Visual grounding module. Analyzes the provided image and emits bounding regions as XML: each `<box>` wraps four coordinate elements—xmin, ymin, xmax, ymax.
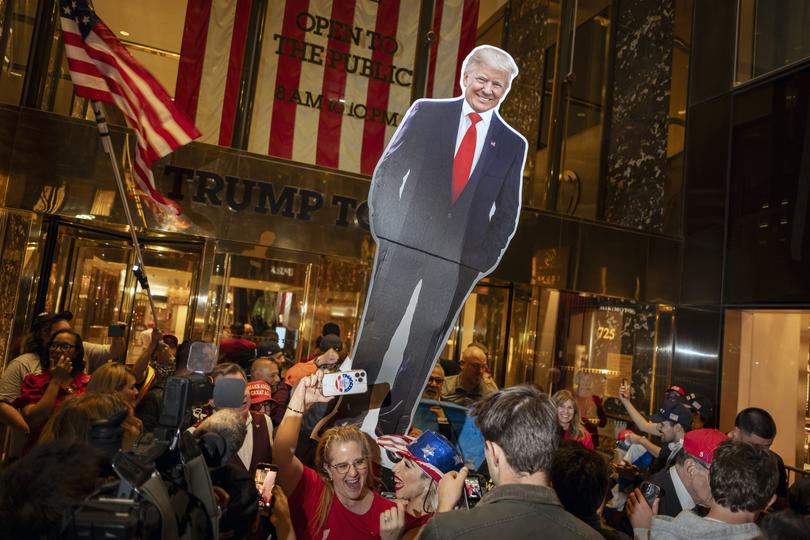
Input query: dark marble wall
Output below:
<box><xmin>498</xmin><ymin>0</ymin><xmax>548</xmax><ymax>181</ymax></box>
<box><xmin>604</xmin><ymin>0</ymin><xmax>675</xmax><ymax>231</ymax></box>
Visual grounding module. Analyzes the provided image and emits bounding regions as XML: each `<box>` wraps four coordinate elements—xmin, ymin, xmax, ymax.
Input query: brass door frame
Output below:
<box><xmin>31</xmin><ymin>216</ymin><xmax>205</xmax><ymax>349</ymax></box>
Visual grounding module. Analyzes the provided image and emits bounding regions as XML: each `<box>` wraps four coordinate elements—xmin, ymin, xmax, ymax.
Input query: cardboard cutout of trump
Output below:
<box><xmin>318</xmin><ymin>45</ymin><xmax>527</xmax><ymax>436</ymax></box>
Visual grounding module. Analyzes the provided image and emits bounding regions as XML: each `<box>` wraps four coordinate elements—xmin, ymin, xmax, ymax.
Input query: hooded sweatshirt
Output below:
<box><xmin>633</xmin><ymin>510</ymin><xmax>761</xmax><ymax>540</ymax></box>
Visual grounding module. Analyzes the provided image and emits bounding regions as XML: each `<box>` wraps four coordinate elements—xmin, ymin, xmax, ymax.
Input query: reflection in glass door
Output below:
<box><xmin>440</xmin><ymin>281</ymin><xmax>511</xmax><ymax>386</ymax></box>
<box><xmin>126</xmin><ymin>246</ymin><xmax>200</xmax><ymax>362</ymax></box>
<box><xmin>42</xmin><ymin>222</ymin><xmax>202</xmax><ymax>363</ymax></box>
<box><xmin>212</xmin><ymin>254</ymin><xmax>313</xmax><ymax>360</ymax></box>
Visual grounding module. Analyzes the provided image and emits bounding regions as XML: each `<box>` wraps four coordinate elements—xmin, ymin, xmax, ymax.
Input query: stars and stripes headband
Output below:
<box><xmin>377</xmin><ymin>431</ymin><xmax>463</xmax><ymax>482</ymax></box>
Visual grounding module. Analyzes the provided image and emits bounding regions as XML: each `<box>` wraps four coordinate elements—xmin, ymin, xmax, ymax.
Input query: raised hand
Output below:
<box><xmin>437</xmin><ymin>467</ymin><xmax>469</xmax><ymax>512</ymax></box>
<box><xmin>293</xmin><ymin>370</ymin><xmax>334</xmax><ymax>411</ymax></box>
<box><xmin>379</xmin><ymin>501</ymin><xmax>406</xmax><ymax>540</ymax></box>
<box><xmin>50</xmin><ymin>354</ymin><xmax>73</xmax><ymax>384</ymax></box>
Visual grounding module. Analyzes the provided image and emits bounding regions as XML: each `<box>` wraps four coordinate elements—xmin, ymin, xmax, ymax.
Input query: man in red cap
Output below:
<box><xmin>629</xmin><ymin>439</ymin><xmax>778</xmax><ymax>539</ymax></box>
<box><xmin>645</xmin><ymin>429</ymin><xmax>729</xmax><ymax>518</ymax></box>
<box><xmin>247</xmin><ymin>379</ymin><xmax>274</xmax><ymax>419</ymax></box>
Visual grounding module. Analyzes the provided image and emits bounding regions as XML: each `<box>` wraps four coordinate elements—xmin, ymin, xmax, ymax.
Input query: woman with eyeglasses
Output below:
<box><xmin>13</xmin><ymin>329</ymin><xmax>89</xmax><ymax>451</ymax></box>
<box><xmin>274</xmin><ymin>370</ymin><xmax>396</xmax><ymax>540</ymax></box>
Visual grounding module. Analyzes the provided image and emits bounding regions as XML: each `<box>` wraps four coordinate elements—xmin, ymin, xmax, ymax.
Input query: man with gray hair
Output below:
<box><xmin>322</xmin><ymin>45</ymin><xmax>527</xmax><ymax>436</ymax></box>
<box><xmin>422</xmin><ymin>385</ymin><xmax>601</xmax><ymax>540</ymax></box>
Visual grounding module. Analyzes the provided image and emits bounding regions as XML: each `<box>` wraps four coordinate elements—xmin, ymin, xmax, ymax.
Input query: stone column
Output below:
<box><xmin>498</xmin><ymin>1</ymin><xmax>548</xmax><ymax>187</ymax></box>
<box><xmin>603</xmin><ymin>0</ymin><xmax>675</xmax><ymax>231</ymax></box>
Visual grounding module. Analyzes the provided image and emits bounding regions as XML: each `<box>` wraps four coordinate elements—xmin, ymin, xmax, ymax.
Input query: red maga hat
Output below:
<box><xmin>682</xmin><ymin>428</ymin><xmax>729</xmax><ymax>466</ymax></box>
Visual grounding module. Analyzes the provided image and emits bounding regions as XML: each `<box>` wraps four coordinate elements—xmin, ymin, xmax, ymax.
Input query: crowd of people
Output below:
<box><xmin>0</xmin><ymin>312</ymin><xmax>808</xmax><ymax>540</ymax></box>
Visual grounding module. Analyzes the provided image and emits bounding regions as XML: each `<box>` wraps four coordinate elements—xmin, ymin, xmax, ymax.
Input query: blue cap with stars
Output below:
<box><xmin>377</xmin><ymin>430</ymin><xmax>463</xmax><ymax>482</ymax></box>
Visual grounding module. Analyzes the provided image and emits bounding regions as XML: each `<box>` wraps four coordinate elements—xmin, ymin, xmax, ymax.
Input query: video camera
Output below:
<box><xmin>62</xmin><ymin>342</ymin><xmax>240</xmax><ymax>540</ymax></box>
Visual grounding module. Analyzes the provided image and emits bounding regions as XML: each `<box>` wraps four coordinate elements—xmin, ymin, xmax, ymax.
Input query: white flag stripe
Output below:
<box><xmin>338</xmin><ymin>1</ymin><xmax>378</xmax><ymax>173</ymax></box>
<box><xmin>85</xmin><ymin>32</ymin><xmax>193</xmax><ymax>146</ymax></box>
<box><xmin>62</xmin><ymin>66</ymin><xmax>110</xmax><ymax>93</ymax></box>
<box><xmin>83</xmin><ymin>49</ymin><xmax>175</xmax><ymax>157</ymax></box>
<box><xmin>247</xmin><ymin>0</ymin><xmax>286</xmax><ymax>155</ymax></box>
<box><xmin>433</xmin><ymin>1</ymin><xmax>464</xmax><ymax>98</ymax></box>
<box><xmin>196</xmin><ymin>1</ymin><xmax>239</xmax><ymax>145</ymax></box>
<box><xmin>386</xmin><ymin>4</ymin><xmax>420</xmax><ymax>143</ymax></box>
<box><xmin>292</xmin><ymin>0</ymin><xmax>331</xmax><ymax>165</ymax></box>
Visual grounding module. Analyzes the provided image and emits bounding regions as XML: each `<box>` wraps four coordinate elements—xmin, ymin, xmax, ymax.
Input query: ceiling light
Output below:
<box><xmin>119</xmin><ymin>30</ymin><xmax>130</xmax><ymax>37</ymax></box>
<box><xmin>75</xmin><ymin>214</ymin><xmax>96</xmax><ymax>220</ymax></box>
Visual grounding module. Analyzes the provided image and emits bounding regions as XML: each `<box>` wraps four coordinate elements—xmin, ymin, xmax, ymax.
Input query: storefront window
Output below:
<box><xmin>722</xmin><ymin>310</ymin><xmax>810</xmax><ymax>471</ymax></box>
<box><xmin>522</xmin><ymin>290</ymin><xmax>672</xmax><ymax>453</ymax></box>
<box><xmin>0</xmin><ymin>0</ymin><xmax>39</xmax><ymax>106</ymax></box>
<box><xmin>535</xmin><ymin>2</ymin><xmax>611</xmax><ymax>219</ymax></box>
<box><xmin>438</xmin><ymin>281</ymin><xmax>510</xmax><ymax>385</ymax></box>
<box><xmin>663</xmin><ymin>0</ymin><xmax>692</xmax><ymax>235</ymax></box>
<box><xmin>737</xmin><ymin>0</ymin><xmax>810</xmax><ymax>85</ymax></box>
<box><xmin>212</xmin><ymin>253</ymin><xmax>313</xmax><ymax>361</ymax></box>
<box><xmin>310</xmin><ymin>257</ymin><xmax>370</xmax><ymax>358</ymax></box>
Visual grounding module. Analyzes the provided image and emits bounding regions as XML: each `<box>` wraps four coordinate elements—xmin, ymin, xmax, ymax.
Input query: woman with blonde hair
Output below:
<box><xmin>87</xmin><ymin>362</ymin><xmax>139</xmax><ymax>406</ymax></box>
<box><xmin>552</xmin><ymin>389</ymin><xmax>594</xmax><ymax>449</ymax></box>
<box><xmin>274</xmin><ymin>370</ymin><xmax>396</xmax><ymax>540</ymax></box>
<box><xmin>39</xmin><ymin>391</ymin><xmax>141</xmax><ymax>451</ymax></box>
<box><xmin>376</xmin><ymin>430</ymin><xmax>463</xmax><ymax>536</ymax></box>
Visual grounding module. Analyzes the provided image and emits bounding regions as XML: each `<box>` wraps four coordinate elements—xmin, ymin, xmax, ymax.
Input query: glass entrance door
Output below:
<box><xmin>207</xmin><ymin>249</ymin><xmax>371</xmax><ymax>363</ymax></box>
<box><xmin>212</xmin><ymin>253</ymin><xmax>313</xmax><ymax>360</ymax></box>
<box><xmin>439</xmin><ymin>281</ymin><xmax>512</xmax><ymax>386</ymax></box>
<box><xmin>41</xmin><ymin>221</ymin><xmax>202</xmax><ymax>363</ymax></box>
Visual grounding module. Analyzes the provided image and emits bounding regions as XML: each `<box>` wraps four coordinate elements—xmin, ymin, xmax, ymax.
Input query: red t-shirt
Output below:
<box><xmin>289</xmin><ymin>466</ymin><xmax>395</xmax><ymax>540</ymax></box>
<box><xmin>14</xmin><ymin>371</ymin><xmax>90</xmax><ymax>450</ymax></box>
<box><xmin>562</xmin><ymin>424</ymin><xmax>594</xmax><ymax>449</ymax></box>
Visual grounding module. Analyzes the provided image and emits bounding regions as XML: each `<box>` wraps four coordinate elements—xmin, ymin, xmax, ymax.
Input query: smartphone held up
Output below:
<box><xmin>321</xmin><ymin>370</ymin><xmax>368</xmax><ymax>397</ymax></box>
<box><xmin>255</xmin><ymin>463</ymin><xmax>278</xmax><ymax>508</ymax></box>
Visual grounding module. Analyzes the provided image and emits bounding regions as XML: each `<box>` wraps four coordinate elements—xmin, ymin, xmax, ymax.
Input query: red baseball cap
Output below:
<box><xmin>682</xmin><ymin>428</ymin><xmax>729</xmax><ymax>466</ymax></box>
<box><xmin>247</xmin><ymin>380</ymin><xmax>272</xmax><ymax>404</ymax></box>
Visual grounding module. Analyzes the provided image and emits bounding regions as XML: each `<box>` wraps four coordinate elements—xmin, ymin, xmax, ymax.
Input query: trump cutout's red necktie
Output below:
<box><xmin>452</xmin><ymin>112</ymin><xmax>482</xmax><ymax>203</ymax></box>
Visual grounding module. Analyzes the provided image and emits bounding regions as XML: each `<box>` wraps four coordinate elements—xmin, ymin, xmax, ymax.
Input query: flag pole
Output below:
<box><xmin>91</xmin><ymin>101</ymin><xmax>160</xmax><ymax>327</ymax></box>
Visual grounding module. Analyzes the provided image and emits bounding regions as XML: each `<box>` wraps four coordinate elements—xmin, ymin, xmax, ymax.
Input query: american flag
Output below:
<box><xmin>59</xmin><ymin>0</ymin><xmax>200</xmax><ymax>214</ymax></box>
<box><xmin>176</xmin><ymin>0</ymin><xmax>478</xmax><ymax>176</ymax></box>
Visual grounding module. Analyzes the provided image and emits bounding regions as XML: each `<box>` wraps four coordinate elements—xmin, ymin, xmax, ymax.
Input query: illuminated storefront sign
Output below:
<box><xmin>162</xmin><ymin>165</ymin><xmax>370</xmax><ymax>230</ymax></box>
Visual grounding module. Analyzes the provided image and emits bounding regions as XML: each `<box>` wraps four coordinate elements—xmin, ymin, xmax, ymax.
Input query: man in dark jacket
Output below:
<box><xmin>647</xmin><ymin>429</ymin><xmax>728</xmax><ymax>518</ymax></box>
<box><xmin>421</xmin><ymin>385</ymin><xmax>601</xmax><ymax>540</ymax></box>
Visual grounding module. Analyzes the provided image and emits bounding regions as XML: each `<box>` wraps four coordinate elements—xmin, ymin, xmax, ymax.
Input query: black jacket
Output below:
<box><xmin>648</xmin><ymin>466</ymin><xmax>686</xmax><ymax>518</ymax></box>
<box><xmin>370</xmin><ymin>98</ymin><xmax>526</xmax><ymax>273</ymax></box>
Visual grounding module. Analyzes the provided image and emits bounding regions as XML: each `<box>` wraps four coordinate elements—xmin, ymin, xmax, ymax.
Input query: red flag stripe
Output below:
<box><xmin>267</xmin><ymin>0</ymin><xmax>310</xmax><ymax>158</ymax></box>
<box><xmin>454</xmin><ymin>0</ymin><xmax>479</xmax><ymax>96</ymax></box>
<box><xmin>67</xmin><ymin>30</ymin><xmax>189</xmax><ymax>156</ymax></box>
<box><xmin>175</xmin><ymin>0</ymin><xmax>213</xmax><ymax>122</ymax></box>
<box><xmin>315</xmin><ymin>0</ymin><xmax>357</xmax><ymax>168</ymax></box>
<box><xmin>77</xmin><ymin>42</ymin><xmax>180</xmax><ymax>160</ymax></box>
<box><xmin>60</xmin><ymin>11</ymin><xmax>199</xmax><ymax>215</ymax></box>
<box><xmin>425</xmin><ymin>0</ymin><xmax>444</xmax><ymax>98</ymax></box>
<box><xmin>359</xmin><ymin>0</ymin><xmax>401</xmax><ymax>175</ymax></box>
<box><xmin>219</xmin><ymin>0</ymin><xmax>252</xmax><ymax>146</ymax></box>
<box><xmin>88</xmin><ymin>26</ymin><xmax>199</xmax><ymax>140</ymax></box>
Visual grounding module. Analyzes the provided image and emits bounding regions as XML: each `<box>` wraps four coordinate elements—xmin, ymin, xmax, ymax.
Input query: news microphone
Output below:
<box><xmin>213</xmin><ymin>377</ymin><xmax>246</xmax><ymax>409</ymax></box>
<box><xmin>195</xmin><ymin>431</ymin><xmax>229</xmax><ymax>468</ymax></box>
